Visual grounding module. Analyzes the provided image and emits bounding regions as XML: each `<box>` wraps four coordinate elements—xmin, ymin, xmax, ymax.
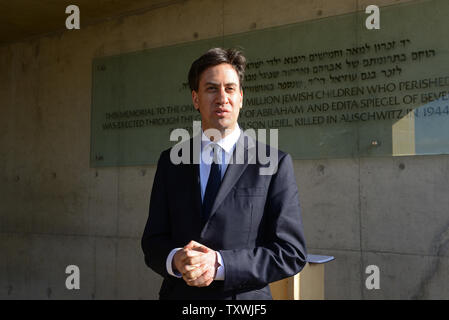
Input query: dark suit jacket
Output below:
<box><xmin>141</xmin><ymin>131</ymin><xmax>307</xmax><ymax>300</ymax></box>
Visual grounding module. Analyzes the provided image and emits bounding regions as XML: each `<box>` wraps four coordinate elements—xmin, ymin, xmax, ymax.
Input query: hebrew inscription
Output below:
<box><xmin>91</xmin><ymin>0</ymin><xmax>449</xmax><ymax>166</ymax></box>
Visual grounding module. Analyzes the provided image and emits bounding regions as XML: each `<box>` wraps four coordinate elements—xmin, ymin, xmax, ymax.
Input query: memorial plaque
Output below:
<box><xmin>91</xmin><ymin>0</ymin><xmax>449</xmax><ymax>166</ymax></box>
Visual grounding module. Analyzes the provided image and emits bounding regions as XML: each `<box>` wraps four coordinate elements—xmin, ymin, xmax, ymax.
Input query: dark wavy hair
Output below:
<box><xmin>188</xmin><ymin>48</ymin><xmax>246</xmax><ymax>92</ymax></box>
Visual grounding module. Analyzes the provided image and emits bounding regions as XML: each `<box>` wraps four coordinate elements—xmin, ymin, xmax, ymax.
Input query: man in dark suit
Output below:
<box><xmin>141</xmin><ymin>48</ymin><xmax>307</xmax><ymax>300</ymax></box>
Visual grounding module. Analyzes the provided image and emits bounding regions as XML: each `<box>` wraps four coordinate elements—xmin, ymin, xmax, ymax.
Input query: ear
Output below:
<box><xmin>192</xmin><ymin>91</ymin><xmax>199</xmax><ymax>110</ymax></box>
<box><xmin>239</xmin><ymin>88</ymin><xmax>243</xmax><ymax>109</ymax></box>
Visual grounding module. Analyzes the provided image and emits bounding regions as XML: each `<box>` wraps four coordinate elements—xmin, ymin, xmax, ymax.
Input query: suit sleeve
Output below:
<box><xmin>141</xmin><ymin>150</ymin><xmax>176</xmax><ymax>278</ymax></box>
<box><xmin>219</xmin><ymin>153</ymin><xmax>307</xmax><ymax>292</ymax></box>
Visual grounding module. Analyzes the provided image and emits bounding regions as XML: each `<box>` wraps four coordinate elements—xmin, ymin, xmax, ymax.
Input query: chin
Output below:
<box><xmin>216</xmin><ymin>121</ymin><xmax>233</xmax><ymax>130</ymax></box>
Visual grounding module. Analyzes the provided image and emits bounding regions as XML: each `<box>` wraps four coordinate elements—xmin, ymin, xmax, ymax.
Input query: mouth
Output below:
<box><xmin>215</xmin><ymin>108</ymin><xmax>230</xmax><ymax>117</ymax></box>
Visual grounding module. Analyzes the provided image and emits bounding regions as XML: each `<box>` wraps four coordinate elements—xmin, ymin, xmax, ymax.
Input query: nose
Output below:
<box><xmin>216</xmin><ymin>86</ymin><xmax>229</xmax><ymax>105</ymax></box>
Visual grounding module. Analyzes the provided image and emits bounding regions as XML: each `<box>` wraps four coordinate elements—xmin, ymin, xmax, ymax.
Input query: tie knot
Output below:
<box><xmin>210</xmin><ymin>144</ymin><xmax>221</xmax><ymax>164</ymax></box>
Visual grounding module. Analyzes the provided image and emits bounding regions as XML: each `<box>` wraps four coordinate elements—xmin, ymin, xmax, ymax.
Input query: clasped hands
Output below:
<box><xmin>173</xmin><ymin>240</ymin><xmax>219</xmax><ymax>287</ymax></box>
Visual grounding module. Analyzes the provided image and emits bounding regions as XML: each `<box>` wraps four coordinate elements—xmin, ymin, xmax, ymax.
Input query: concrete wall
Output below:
<box><xmin>2</xmin><ymin>0</ymin><xmax>448</xmax><ymax>299</ymax></box>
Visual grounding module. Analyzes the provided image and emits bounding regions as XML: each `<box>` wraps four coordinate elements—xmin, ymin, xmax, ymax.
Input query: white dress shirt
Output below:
<box><xmin>166</xmin><ymin>124</ymin><xmax>242</xmax><ymax>281</ymax></box>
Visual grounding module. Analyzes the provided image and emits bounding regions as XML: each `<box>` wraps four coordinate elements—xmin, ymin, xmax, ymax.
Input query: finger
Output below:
<box><xmin>184</xmin><ymin>241</ymin><xmax>211</xmax><ymax>253</ymax></box>
<box><xmin>183</xmin><ymin>264</ymin><xmax>207</xmax><ymax>281</ymax></box>
<box><xmin>186</xmin><ymin>266</ymin><xmax>214</xmax><ymax>287</ymax></box>
<box><xmin>187</xmin><ymin>250</ymin><xmax>215</xmax><ymax>266</ymax></box>
<box><xmin>178</xmin><ymin>261</ymin><xmax>201</xmax><ymax>275</ymax></box>
<box><xmin>184</xmin><ymin>240</ymin><xmax>201</xmax><ymax>250</ymax></box>
<box><xmin>186</xmin><ymin>254</ymin><xmax>205</xmax><ymax>266</ymax></box>
<box><xmin>182</xmin><ymin>250</ymin><xmax>206</xmax><ymax>266</ymax></box>
<box><xmin>191</xmin><ymin>246</ymin><xmax>209</xmax><ymax>253</ymax></box>
<box><xmin>179</xmin><ymin>248</ymin><xmax>202</xmax><ymax>266</ymax></box>
<box><xmin>185</xmin><ymin>268</ymin><xmax>207</xmax><ymax>285</ymax></box>
<box><xmin>185</xmin><ymin>249</ymin><xmax>204</xmax><ymax>258</ymax></box>
<box><xmin>184</xmin><ymin>264</ymin><xmax>201</xmax><ymax>271</ymax></box>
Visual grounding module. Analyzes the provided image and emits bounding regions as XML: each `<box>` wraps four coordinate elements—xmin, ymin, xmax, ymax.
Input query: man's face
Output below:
<box><xmin>192</xmin><ymin>63</ymin><xmax>243</xmax><ymax>138</ymax></box>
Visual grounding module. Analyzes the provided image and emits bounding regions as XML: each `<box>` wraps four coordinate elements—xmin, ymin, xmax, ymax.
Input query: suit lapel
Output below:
<box><xmin>191</xmin><ymin>162</ymin><xmax>203</xmax><ymax>232</ymax></box>
<box><xmin>188</xmin><ymin>137</ymin><xmax>203</xmax><ymax>233</ymax></box>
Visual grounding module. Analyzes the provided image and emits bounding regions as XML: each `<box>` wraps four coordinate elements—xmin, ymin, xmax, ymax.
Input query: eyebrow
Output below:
<box><xmin>205</xmin><ymin>82</ymin><xmax>238</xmax><ymax>87</ymax></box>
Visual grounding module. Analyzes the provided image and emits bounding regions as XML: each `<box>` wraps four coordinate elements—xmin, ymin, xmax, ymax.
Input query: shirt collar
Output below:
<box><xmin>201</xmin><ymin>123</ymin><xmax>241</xmax><ymax>154</ymax></box>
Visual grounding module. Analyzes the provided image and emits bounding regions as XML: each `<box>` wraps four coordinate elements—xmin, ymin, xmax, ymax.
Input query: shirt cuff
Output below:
<box><xmin>215</xmin><ymin>251</ymin><xmax>225</xmax><ymax>280</ymax></box>
<box><xmin>166</xmin><ymin>248</ymin><xmax>183</xmax><ymax>278</ymax></box>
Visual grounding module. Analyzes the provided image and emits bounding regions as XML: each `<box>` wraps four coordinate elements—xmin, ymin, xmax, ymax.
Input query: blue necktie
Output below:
<box><xmin>202</xmin><ymin>145</ymin><xmax>222</xmax><ymax>227</ymax></box>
